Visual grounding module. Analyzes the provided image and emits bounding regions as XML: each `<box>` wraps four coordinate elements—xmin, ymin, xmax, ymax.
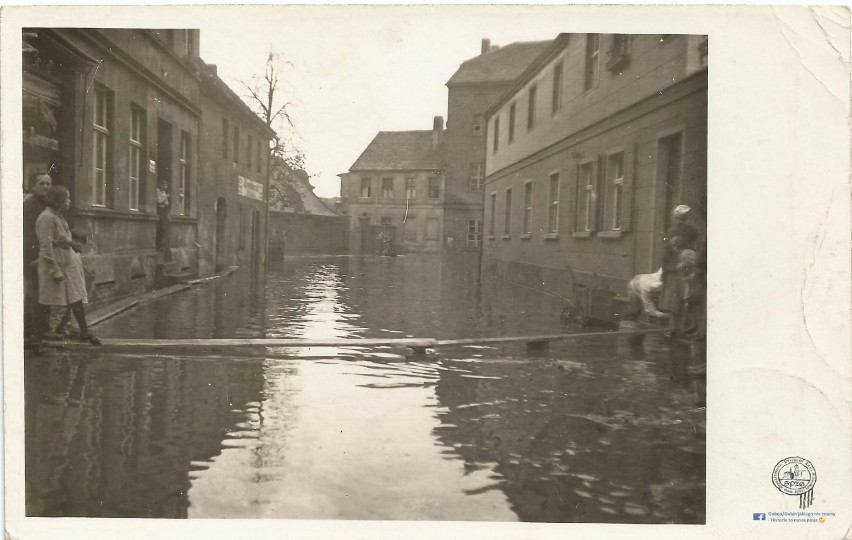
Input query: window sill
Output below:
<box><xmin>543</xmin><ymin>233</ymin><xmax>559</xmax><ymax>241</ymax></box>
<box><xmin>520</xmin><ymin>233</ymin><xmax>531</xmax><ymax>240</ymax></box>
<box><xmin>598</xmin><ymin>230</ymin><xmax>624</xmax><ymax>239</ymax></box>
<box><xmin>76</xmin><ymin>207</ymin><xmax>158</xmax><ymax>221</ymax></box>
<box><xmin>502</xmin><ymin>235</ymin><xmax>511</xmax><ymax>240</ymax></box>
<box><xmin>487</xmin><ymin>235</ymin><xmax>496</xmax><ymax>241</ymax></box>
<box><xmin>572</xmin><ymin>231</ymin><xmax>592</xmax><ymax>238</ymax></box>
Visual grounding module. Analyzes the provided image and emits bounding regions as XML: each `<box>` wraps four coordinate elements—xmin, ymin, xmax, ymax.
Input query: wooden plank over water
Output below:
<box><xmin>41</xmin><ymin>328</ymin><xmax>671</xmax><ymax>352</ymax></box>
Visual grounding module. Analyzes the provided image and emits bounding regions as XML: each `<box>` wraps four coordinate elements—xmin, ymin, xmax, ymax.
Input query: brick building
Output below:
<box><xmin>442</xmin><ymin>39</ymin><xmax>552</xmax><ymax>255</ymax></box>
<box><xmin>197</xmin><ymin>61</ymin><xmax>275</xmax><ymax>276</ymax></box>
<box><xmin>341</xmin><ymin>118</ymin><xmax>446</xmax><ymax>254</ymax></box>
<box><xmin>481</xmin><ymin>33</ymin><xmax>708</xmax><ymax>323</ymax></box>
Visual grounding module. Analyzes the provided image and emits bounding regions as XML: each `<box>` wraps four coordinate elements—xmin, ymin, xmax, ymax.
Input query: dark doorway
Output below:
<box><xmin>156</xmin><ymin>119</ymin><xmax>173</xmax><ymax>255</ymax></box>
<box><xmin>251</xmin><ymin>209</ymin><xmax>261</xmax><ymax>272</ymax></box>
<box><xmin>657</xmin><ymin>132</ymin><xmax>683</xmax><ymax>232</ymax></box>
<box><xmin>215</xmin><ymin>197</ymin><xmax>226</xmax><ymax>271</ymax></box>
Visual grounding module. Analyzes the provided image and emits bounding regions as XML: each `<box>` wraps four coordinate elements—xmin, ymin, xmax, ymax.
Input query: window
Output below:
<box><xmin>405</xmin><ymin>177</ymin><xmax>416</xmax><ymax>199</ymax></box>
<box><xmin>239</xmin><ymin>204</ymin><xmax>245</xmax><ymax>248</ymax></box>
<box><xmin>404</xmin><ymin>214</ymin><xmax>417</xmax><ymax>238</ymax></box>
<box><xmin>472</xmin><ymin>114</ymin><xmax>484</xmax><ymax>135</ymax></box>
<box><xmin>179</xmin><ymin>131</ymin><xmax>191</xmax><ymax>215</ymax></box>
<box><xmin>504</xmin><ymin>188</ymin><xmax>512</xmax><ymax>235</ymax></box>
<box><xmin>493</xmin><ymin>117</ymin><xmax>500</xmax><ymax>153</ymax></box>
<box><xmin>469</xmin><ymin>163</ymin><xmax>484</xmax><ymax>192</ymax></box>
<box><xmin>183</xmin><ymin>30</ymin><xmax>193</xmax><ymax>56</ymax></box>
<box><xmin>577</xmin><ymin>161</ymin><xmax>595</xmax><ymax>232</ymax></box>
<box><xmin>382</xmin><ymin>177</ymin><xmax>394</xmax><ymax>198</ymax></box>
<box><xmin>467</xmin><ymin>220</ymin><xmax>482</xmax><ymax>248</ymax></box>
<box><xmin>360</xmin><ymin>178</ymin><xmax>372</xmax><ymax>198</ymax></box>
<box><xmin>93</xmin><ymin>87</ymin><xmax>110</xmax><ymax>207</ymax></box>
<box><xmin>222</xmin><ymin>118</ymin><xmax>229</xmax><ymax>159</ymax></box>
<box><xmin>257</xmin><ymin>140</ymin><xmax>263</xmax><ymax>173</ymax></box>
<box><xmin>233</xmin><ymin>125</ymin><xmax>239</xmax><ymax>164</ymax></box>
<box><xmin>584</xmin><ymin>34</ymin><xmax>601</xmax><ymax>91</ymax></box>
<box><xmin>489</xmin><ymin>193</ymin><xmax>497</xmax><ymax>236</ymax></box>
<box><xmin>508</xmin><ymin>102</ymin><xmax>516</xmax><ymax>143</ymax></box>
<box><xmin>428</xmin><ymin>176</ymin><xmax>441</xmax><ymax>199</ymax></box>
<box><xmin>527</xmin><ymin>84</ymin><xmax>537</xmax><ymax>130</ymax></box>
<box><xmin>426</xmin><ymin>217</ymin><xmax>439</xmax><ymax>240</ymax></box>
<box><xmin>247</xmin><ymin>134</ymin><xmax>253</xmax><ymax>169</ymax></box>
<box><xmin>523</xmin><ymin>181</ymin><xmax>533</xmax><ymax>234</ymax></box>
<box><xmin>552</xmin><ymin>61</ymin><xmax>563</xmax><ymax>113</ymax></box>
<box><xmin>605</xmin><ymin>152</ymin><xmax>624</xmax><ymax>230</ymax></box>
<box><xmin>129</xmin><ymin>107</ymin><xmax>144</xmax><ymax>211</ymax></box>
<box><xmin>548</xmin><ymin>172</ymin><xmax>560</xmax><ymax>233</ymax></box>
<box><xmin>606</xmin><ymin>35</ymin><xmax>630</xmax><ymax>72</ymax></box>
<box><xmin>381</xmin><ymin>216</ymin><xmax>392</xmax><ymax>228</ymax></box>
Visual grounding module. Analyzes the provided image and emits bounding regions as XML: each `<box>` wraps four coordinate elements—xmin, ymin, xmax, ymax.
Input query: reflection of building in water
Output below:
<box><xmin>430</xmin><ymin>339</ymin><xmax>705</xmax><ymax>523</ymax></box>
<box><xmin>25</xmin><ymin>355</ymin><xmax>265</xmax><ymax>517</ymax></box>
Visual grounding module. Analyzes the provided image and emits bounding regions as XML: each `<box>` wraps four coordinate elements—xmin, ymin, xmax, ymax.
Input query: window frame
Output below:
<box><xmin>472</xmin><ymin>114</ymin><xmax>484</xmax><ymax>135</ymax></box>
<box><xmin>508</xmin><ymin>102</ymin><xmax>516</xmax><ymax>143</ymax></box>
<box><xmin>92</xmin><ymin>86</ymin><xmax>111</xmax><ymax>207</ymax></box>
<box><xmin>584</xmin><ymin>33</ymin><xmax>601</xmax><ymax>91</ymax></box>
<box><xmin>247</xmin><ymin>134</ymin><xmax>253</xmax><ymax>169</ymax></box>
<box><xmin>405</xmin><ymin>177</ymin><xmax>417</xmax><ymax>199</ymax></box>
<box><xmin>493</xmin><ymin>116</ymin><xmax>500</xmax><ymax>153</ymax></box>
<box><xmin>605</xmin><ymin>150</ymin><xmax>625</xmax><ymax>231</ymax></box>
<box><xmin>504</xmin><ymin>187</ymin><xmax>513</xmax><ymax>237</ymax></box>
<box><xmin>428</xmin><ymin>176</ymin><xmax>441</xmax><ymax>200</ymax></box>
<box><xmin>523</xmin><ymin>180</ymin><xmax>533</xmax><ymax>235</ymax></box>
<box><xmin>179</xmin><ymin>131</ymin><xmax>191</xmax><ymax>215</ymax></box>
<box><xmin>222</xmin><ymin>118</ymin><xmax>229</xmax><ymax>160</ymax></box>
<box><xmin>527</xmin><ymin>84</ymin><xmax>537</xmax><ymax>131</ymax></box>
<box><xmin>552</xmin><ymin>60</ymin><xmax>564</xmax><ymax>114</ymax></box>
<box><xmin>129</xmin><ymin>106</ymin><xmax>144</xmax><ymax>211</ymax></box>
<box><xmin>575</xmin><ymin>159</ymin><xmax>596</xmax><ymax>234</ymax></box>
<box><xmin>467</xmin><ymin>219</ymin><xmax>482</xmax><ymax>248</ymax></box>
<box><xmin>469</xmin><ymin>163</ymin><xmax>484</xmax><ymax>192</ymax></box>
<box><xmin>360</xmin><ymin>177</ymin><xmax>372</xmax><ymax>198</ymax></box>
<box><xmin>232</xmin><ymin>125</ymin><xmax>239</xmax><ymax>164</ymax></box>
<box><xmin>489</xmin><ymin>192</ymin><xmax>497</xmax><ymax>238</ymax></box>
<box><xmin>381</xmin><ymin>177</ymin><xmax>394</xmax><ymax>199</ymax></box>
<box><xmin>548</xmin><ymin>170</ymin><xmax>561</xmax><ymax>234</ymax></box>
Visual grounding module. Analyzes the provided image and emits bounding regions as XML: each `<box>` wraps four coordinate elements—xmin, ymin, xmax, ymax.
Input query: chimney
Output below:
<box><xmin>481</xmin><ymin>38</ymin><xmax>491</xmax><ymax>55</ymax></box>
<box><xmin>432</xmin><ymin>116</ymin><xmax>444</xmax><ymax>147</ymax></box>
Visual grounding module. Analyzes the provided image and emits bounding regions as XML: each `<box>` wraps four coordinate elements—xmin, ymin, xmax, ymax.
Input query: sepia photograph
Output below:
<box><xmin>2</xmin><ymin>5</ymin><xmax>850</xmax><ymax>540</ymax></box>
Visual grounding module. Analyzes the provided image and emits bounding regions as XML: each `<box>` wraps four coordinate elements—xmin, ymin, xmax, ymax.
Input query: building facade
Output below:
<box><xmin>197</xmin><ymin>62</ymin><xmax>275</xmax><ymax>276</ymax></box>
<box><xmin>22</xmin><ymin>28</ymin><xmax>272</xmax><ymax>305</ymax></box>
<box><xmin>442</xmin><ymin>39</ymin><xmax>552</xmax><ymax>255</ymax></box>
<box><xmin>23</xmin><ymin>28</ymin><xmax>203</xmax><ymax>303</ymax></box>
<box><xmin>341</xmin><ymin>118</ymin><xmax>446</xmax><ymax>254</ymax></box>
<box><xmin>482</xmin><ymin>34</ymin><xmax>708</xmax><ymax>323</ymax></box>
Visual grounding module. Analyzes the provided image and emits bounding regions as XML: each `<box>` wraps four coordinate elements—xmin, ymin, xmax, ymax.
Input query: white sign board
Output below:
<box><xmin>238</xmin><ymin>176</ymin><xmax>264</xmax><ymax>201</ymax></box>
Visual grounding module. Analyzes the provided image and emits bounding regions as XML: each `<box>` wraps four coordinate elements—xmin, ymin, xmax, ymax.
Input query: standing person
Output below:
<box><xmin>659</xmin><ymin>205</ymin><xmax>699</xmax><ymax>330</ymax></box>
<box><xmin>36</xmin><ymin>186</ymin><xmax>100</xmax><ymax>345</ymax></box>
<box><xmin>23</xmin><ymin>173</ymin><xmax>53</xmax><ymax>347</ymax></box>
<box><xmin>156</xmin><ymin>181</ymin><xmax>171</xmax><ymax>257</ymax></box>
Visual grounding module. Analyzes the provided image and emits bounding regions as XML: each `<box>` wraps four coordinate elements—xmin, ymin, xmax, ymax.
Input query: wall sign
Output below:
<box><xmin>238</xmin><ymin>176</ymin><xmax>264</xmax><ymax>201</ymax></box>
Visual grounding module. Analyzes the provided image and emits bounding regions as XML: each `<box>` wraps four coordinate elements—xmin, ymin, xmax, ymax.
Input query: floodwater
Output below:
<box><xmin>25</xmin><ymin>255</ymin><xmax>706</xmax><ymax>522</ymax></box>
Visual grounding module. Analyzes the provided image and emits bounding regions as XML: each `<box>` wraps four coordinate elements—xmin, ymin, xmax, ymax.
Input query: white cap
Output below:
<box><xmin>673</xmin><ymin>205</ymin><xmax>691</xmax><ymax>217</ymax></box>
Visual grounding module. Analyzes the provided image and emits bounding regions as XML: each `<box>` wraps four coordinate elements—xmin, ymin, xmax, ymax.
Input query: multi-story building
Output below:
<box><xmin>442</xmin><ymin>38</ymin><xmax>552</xmax><ymax>255</ymax></box>
<box><xmin>197</xmin><ymin>61</ymin><xmax>275</xmax><ymax>275</ymax></box>
<box><xmin>22</xmin><ymin>28</ymin><xmax>271</xmax><ymax>304</ymax></box>
<box><xmin>481</xmin><ymin>33</ymin><xmax>708</xmax><ymax>323</ymax></box>
<box><xmin>341</xmin><ymin>117</ymin><xmax>445</xmax><ymax>253</ymax></box>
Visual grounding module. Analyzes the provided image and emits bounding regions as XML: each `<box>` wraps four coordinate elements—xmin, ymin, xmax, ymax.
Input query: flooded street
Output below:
<box><xmin>25</xmin><ymin>255</ymin><xmax>705</xmax><ymax>522</ymax></box>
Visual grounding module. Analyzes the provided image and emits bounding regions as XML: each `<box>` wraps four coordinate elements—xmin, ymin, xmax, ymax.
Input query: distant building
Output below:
<box><xmin>442</xmin><ymin>39</ymin><xmax>552</xmax><ymax>255</ymax></box>
<box><xmin>268</xmin><ymin>161</ymin><xmax>348</xmax><ymax>259</ymax></box>
<box><xmin>341</xmin><ymin>117</ymin><xmax>446</xmax><ymax>254</ymax></box>
<box><xmin>197</xmin><ymin>61</ymin><xmax>275</xmax><ymax>275</ymax></box>
<box><xmin>482</xmin><ymin>33</ymin><xmax>708</xmax><ymax>323</ymax></box>
<box><xmin>23</xmin><ymin>29</ymin><xmax>203</xmax><ymax>302</ymax></box>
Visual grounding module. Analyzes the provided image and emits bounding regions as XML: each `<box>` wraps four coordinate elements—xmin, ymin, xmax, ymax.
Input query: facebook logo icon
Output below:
<box><xmin>753</xmin><ymin>513</ymin><xmax>766</xmax><ymax>521</ymax></box>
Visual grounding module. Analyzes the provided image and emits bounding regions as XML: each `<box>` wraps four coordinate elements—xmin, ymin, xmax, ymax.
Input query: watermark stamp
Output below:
<box><xmin>772</xmin><ymin>456</ymin><xmax>817</xmax><ymax>509</ymax></box>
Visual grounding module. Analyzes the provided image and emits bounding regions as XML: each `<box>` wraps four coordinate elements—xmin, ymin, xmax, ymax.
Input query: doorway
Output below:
<box><xmin>215</xmin><ymin>197</ymin><xmax>226</xmax><ymax>271</ymax></box>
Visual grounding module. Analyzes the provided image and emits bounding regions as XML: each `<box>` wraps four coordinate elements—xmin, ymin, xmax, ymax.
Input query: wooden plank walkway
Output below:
<box><xmin>39</xmin><ymin>327</ymin><xmax>670</xmax><ymax>353</ymax></box>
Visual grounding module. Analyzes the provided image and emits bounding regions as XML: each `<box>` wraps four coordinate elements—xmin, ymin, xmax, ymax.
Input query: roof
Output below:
<box><xmin>197</xmin><ymin>60</ymin><xmax>277</xmax><ymax>138</ymax></box>
<box><xmin>349</xmin><ymin>131</ymin><xmax>444</xmax><ymax>171</ymax></box>
<box><xmin>272</xmin><ymin>161</ymin><xmax>340</xmax><ymax>216</ymax></box>
<box><xmin>446</xmin><ymin>40</ymin><xmax>554</xmax><ymax>86</ymax></box>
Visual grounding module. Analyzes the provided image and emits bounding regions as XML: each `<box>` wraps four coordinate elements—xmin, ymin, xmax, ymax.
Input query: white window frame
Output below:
<box><xmin>606</xmin><ymin>151</ymin><xmax>625</xmax><ymax>231</ymax></box>
<box><xmin>405</xmin><ymin>177</ymin><xmax>416</xmax><ymax>199</ymax></box>
<box><xmin>527</xmin><ymin>84</ymin><xmax>537</xmax><ymax>131</ymax></box>
<box><xmin>548</xmin><ymin>170</ymin><xmax>560</xmax><ymax>233</ymax></box>
<box><xmin>508</xmin><ymin>102</ymin><xmax>516</xmax><ymax>143</ymax></box>
<box><xmin>469</xmin><ymin>163</ymin><xmax>484</xmax><ymax>192</ymax></box>
<box><xmin>523</xmin><ymin>180</ymin><xmax>533</xmax><ymax>234</ymax></box>
<box><xmin>552</xmin><ymin>60</ymin><xmax>563</xmax><ymax>114</ymax></box>
<box><xmin>93</xmin><ymin>88</ymin><xmax>109</xmax><ymax>207</ymax></box>
<box><xmin>382</xmin><ymin>177</ymin><xmax>394</xmax><ymax>199</ymax></box>
<box><xmin>428</xmin><ymin>176</ymin><xmax>441</xmax><ymax>200</ymax></box>
<box><xmin>467</xmin><ymin>219</ymin><xmax>482</xmax><ymax>248</ymax></box>
<box><xmin>179</xmin><ymin>131</ymin><xmax>190</xmax><ymax>215</ymax></box>
<box><xmin>585</xmin><ymin>34</ymin><xmax>601</xmax><ymax>91</ymax></box>
<box><xmin>579</xmin><ymin>160</ymin><xmax>595</xmax><ymax>232</ymax></box>
<box><xmin>504</xmin><ymin>187</ymin><xmax>512</xmax><ymax>236</ymax></box>
<box><xmin>129</xmin><ymin>107</ymin><xmax>143</xmax><ymax>211</ymax></box>
<box><xmin>361</xmin><ymin>178</ymin><xmax>372</xmax><ymax>198</ymax></box>
<box><xmin>489</xmin><ymin>192</ymin><xmax>497</xmax><ymax>237</ymax></box>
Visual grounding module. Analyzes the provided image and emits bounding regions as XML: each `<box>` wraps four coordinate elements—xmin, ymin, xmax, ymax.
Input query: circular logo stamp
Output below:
<box><xmin>772</xmin><ymin>456</ymin><xmax>817</xmax><ymax>509</ymax></box>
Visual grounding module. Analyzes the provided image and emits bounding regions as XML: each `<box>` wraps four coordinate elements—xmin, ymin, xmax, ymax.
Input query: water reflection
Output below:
<box><xmin>26</xmin><ymin>255</ymin><xmax>705</xmax><ymax>522</ymax></box>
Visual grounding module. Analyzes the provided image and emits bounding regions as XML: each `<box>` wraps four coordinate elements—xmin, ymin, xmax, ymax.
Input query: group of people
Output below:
<box><xmin>24</xmin><ymin>173</ymin><xmax>101</xmax><ymax>350</ymax></box>
<box><xmin>624</xmin><ymin>204</ymin><xmax>706</xmax><ymax>340</ymax></box>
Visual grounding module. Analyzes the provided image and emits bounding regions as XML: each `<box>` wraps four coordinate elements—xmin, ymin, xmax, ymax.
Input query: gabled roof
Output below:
<box><xmin>446</xmin><ymin>40</ymin><xmax>554</xmax><ymax>86</ymax></box>
<box><xmin>349</xmin><ymin>131</ymin><xmax>444</xmax><ymax>172</ymax></box>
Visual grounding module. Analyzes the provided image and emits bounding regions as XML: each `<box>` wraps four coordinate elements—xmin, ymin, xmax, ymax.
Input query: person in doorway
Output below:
<box><xmin>24</xmin><ymin>173</ymin><xmax>53</xmax><ymax>348</ymax></box>
<box><xmin>36</xmin><ymin>186</ymin><xmax>100</xmax><ymax>345</ymax></box>
<box><xmin>156</xmin><ymin>181</ymin><xmax>171</xmax><ymax>256</ymax></box>
<box><xmin>659</xmin><ymin>205</ymin><xmax>700</xmax><ymax>328</ymax></box>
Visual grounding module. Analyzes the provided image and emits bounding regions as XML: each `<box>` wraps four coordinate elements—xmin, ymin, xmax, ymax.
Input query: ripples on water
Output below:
<box><xmin>25</xmin><ymin>255</ymin><xmax>705</xmax><ymax>522</ymax></box>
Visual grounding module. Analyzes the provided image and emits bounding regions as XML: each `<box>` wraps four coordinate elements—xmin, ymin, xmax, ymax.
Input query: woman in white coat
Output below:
<box><xmin>36</xmin><ymin>186</ymin><xmax>100</xmax><ymax>345</ymax></box>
